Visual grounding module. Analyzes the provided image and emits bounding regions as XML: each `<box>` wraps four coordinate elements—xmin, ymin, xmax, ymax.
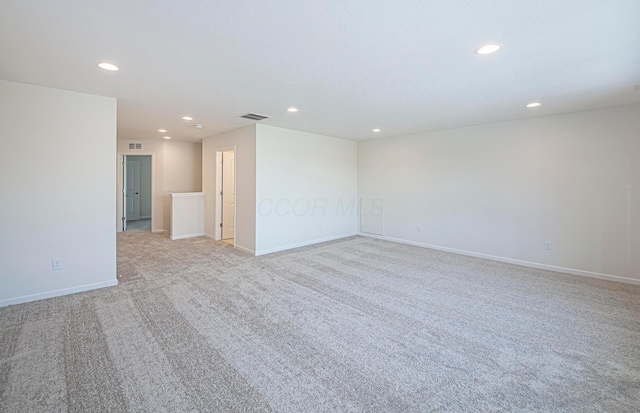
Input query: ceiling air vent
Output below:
<box><xmin>128</xmin><ymin>142</ymin><xmax>143</xmax><ymax>150</ymax></box>
<box><xmin>240</xmin><ymin>113</ymin><xmax>270</xmax><ymax>121</ymax></box>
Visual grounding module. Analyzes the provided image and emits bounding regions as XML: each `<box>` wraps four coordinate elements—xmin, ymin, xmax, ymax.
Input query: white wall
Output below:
<box><xmin>255</xmin><ymin>125</ymin><xmax>358</xmax><ymax>255</ymax></box>
<box><xmin>116</xmin><ymin>140</ymin><xmax>202</xmax><ymax>233</ymax></box>
<box><xmin>358</xmin><ymin>104</ymin><xmax>640</xmax><ymax>283</ymax></box>
<box><xmin>202</xmin><ymin>125</ymin><xmax>257</xmax><ymax>253</ymax></box>
<box><xmin>0</xmin><ymin>80</ymin><xmax>117</xmax><ymax>305</ymax></box>
<box><xmin>170</xmin><ymin>192</ymin><xmax>205</xmax><ymax>240</ymax></box>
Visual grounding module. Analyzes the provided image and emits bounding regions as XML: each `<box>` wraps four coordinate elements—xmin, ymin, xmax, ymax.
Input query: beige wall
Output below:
<box><xmin>202</xmin><ymin>125</ymin><xmax>257</xmax><ymax>253</ymax></box>
<box><xmin>0</xmin><ymin>80</ymin><xmax>117</xmax><ymax>305</ymax></box>
<box><xmin>164</xmin><ymin>140</ymin><xmax>202</xmax><ymax>193</ymax></box>
<box><xmin>117</xmin><ymin>140</ymin><xmax>164</xmax><ymax>232</ymax></box>
<box><xmin>163</xmin><ymin>140</ymin><xmax>202</xmax><ymax>231</ymax></box>
<box><xmin>117</xmin><ymin>140</ymin><xmax>202</xmax><ymax>233</ymax></box>
<box><xmin>358</xmin><ymin>104</ymin><xmax>640</xmax><ymax>283</ymax></box>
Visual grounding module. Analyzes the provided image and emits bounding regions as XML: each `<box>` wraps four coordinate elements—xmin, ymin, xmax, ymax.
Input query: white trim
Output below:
<box><xmin>255</xmin><ymin>232</ymin><xmax>358</xmax><ymax>256</ymax></box>
<box><xmin>215</xmin><ymin>151</ymin><xmax>222</xmax><ymax>240</ymax></box>
<box><xmin>169</xmin><ymin>192</ymin><xmax>204</xmax><ymax>198</ymax></box>
<box><xmin>215</xmin><ymin>146</ymin><xmax>237</xmax><ymax>243</ymax></box>
<box><xmin>117</xmin><ymin>152</ymin><xmax>155</xmax><ymax>232</ymax></box>
<box><xmin>152</xmin><ymin>229</ymin><xmax>168</xmax><ymax>234</ymax></box>
<box><xmin>0</xmin><ymin>280</ymin><xmax>118</xmax><ymax>307</ymax></box>
<box><xmin>358</xmin><ymin>233</ymin><xmax>640</xmax><ymax>286</ymax></box>
<box><xmin>233</xmin><ymin>244</ymin><xmax>255</xmax><ymax>255</ymax></box>
<box><xmin>171</xmin><ymin>232</ymin><xmax>205</xmax><ymax>240</ymax></box>
<box><xmin>206</xmin><ymin>233</ymin><xmax>256</xmax><ymax>255</ymax></box>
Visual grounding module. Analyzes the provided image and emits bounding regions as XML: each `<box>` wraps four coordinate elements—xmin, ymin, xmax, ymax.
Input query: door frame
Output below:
<box><xmin>116</xmin><ymin>153</ymin><xmax>155</xmax><ymax>232</ymax></box>
<box><xmin>215</xmin><ymin>145</ymin><xmax>236</xmax><ymax>243</ymax></box>
<box><xmin>126</xmin><ymin>159</ymin><xmax>141</xmax><ymax>222</ymax></box>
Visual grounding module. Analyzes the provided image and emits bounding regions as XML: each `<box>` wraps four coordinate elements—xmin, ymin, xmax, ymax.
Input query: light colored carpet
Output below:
<box><xmin>1</xmin><ymin>231</ymin><xmax>640</xmax><ymax>412</ymax></box>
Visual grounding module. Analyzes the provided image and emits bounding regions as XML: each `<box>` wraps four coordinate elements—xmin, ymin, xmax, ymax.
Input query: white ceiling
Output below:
<box><xmin>1</xmin><ymin>0</ymin><xmax>639</xmax><ymax>142</ymax></box>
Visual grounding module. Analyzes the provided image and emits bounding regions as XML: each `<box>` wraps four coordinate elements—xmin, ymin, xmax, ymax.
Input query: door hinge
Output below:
<box><xmin>220</xmin><ymin>223</ymin><xmax>222</xmax><ymax>228</ymax></box>
<box><xmin>122</xmin><ymin>216</ymin><xmax>126</xmax><ymax>222</ymax></box>
<box><xmin>220</xmin><ymin>191</ymin><xmax>223</xmax><ymax>196</ymax></box>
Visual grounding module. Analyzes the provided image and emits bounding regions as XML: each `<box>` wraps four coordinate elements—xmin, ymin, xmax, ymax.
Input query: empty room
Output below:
<box><xmin>1</xmin><ymin>1</ymin><xmax>639</xmax><ymax>412</ymax></box>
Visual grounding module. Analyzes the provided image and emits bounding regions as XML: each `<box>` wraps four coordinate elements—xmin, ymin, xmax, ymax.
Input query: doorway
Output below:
<box><xmin>215</xmin><ymin>147</ymin><xmax>236</xmax><ymax>245</ymax></box>
<box><xmin>123</xmin><ymin>155</ymin><xmax>152</xmax><ymax>231</ymax></box>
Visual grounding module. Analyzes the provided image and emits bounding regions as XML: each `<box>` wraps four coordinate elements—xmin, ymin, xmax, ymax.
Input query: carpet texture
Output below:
<box><xmin>1</xmin><ymin>230</ymin><xmax>640</xmax><ymax>412</ymax></box>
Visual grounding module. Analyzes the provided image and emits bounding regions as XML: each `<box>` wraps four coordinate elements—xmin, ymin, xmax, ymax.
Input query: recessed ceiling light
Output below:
<box><xmin>98</xmin><ymin>62</ymin><xmax>119</xmax><ymax>71</ymax></box>
<box><xmin>287</xmin><ymin>107</ymin><xmax>298</xmax><ymax>112</ymax></box>
<box><xmin>182</xmin><ymin>116</ymin><xmax>193</xmax><ymax>121</ymax></box>
<box><xmin>526</xmin><ymin>102</ymin><xmax>542</xmax><ymax>108</ymax></box>
<box><xmin>373</xmin><ymin>129</ymin><xmax>381</xmax><ymax>133</ymax></box>
<box><xmin>158</xmin><ymin>129</ymin><xmax>167</xmax><ymax>133</ymax></box>
<box><xmin>475</xmin><ymin>44</ymin><xmax>501</xmax><ymax>55</ymax></box>
<box><xmin>163</xmin><ymin>136</ymin><xmax>171</xmax><ymax>140</ymax></box>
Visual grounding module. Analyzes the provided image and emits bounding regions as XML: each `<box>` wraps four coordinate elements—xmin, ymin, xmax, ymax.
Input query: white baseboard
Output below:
<box><xmin>0</xmin><ymin>279</ymin><xmax>118</xmax><ymax>307</ymax></box>
<box><xmin>233</xmin><ymin>244</ymin><xmax>255</xmax><ymax>255</ymax></box>
<box><xmin>171</xmin><ymin>232</ymin><xmax>205</xmax><ymax>240</ymax></box>
<box><xmin>255</xmin><ymin>232</ymin><xmax>358</xmax><ymax>256</ymax></box>
<box><xmin>203</xmin><ymin>233</ymin><xmax>254</xmax><ymax>254</ymax></box>
<box><xmin>152</xmin><ymin>229</ymin><xmax>168</xmax><ymax>234</ymax></box>
<box><xmin>358</xmin><ymin>233</ymin><xmax>640</xmax><ymax>286</ymax></box>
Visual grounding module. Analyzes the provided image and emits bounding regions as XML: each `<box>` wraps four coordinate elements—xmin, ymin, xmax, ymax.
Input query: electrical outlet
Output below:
<box><xmin>545</xmin><ymin>241</ymin><xmax>552</xmax><ymax>251</ymax></box>
<box><xmin>52</xmin><ymin>258</ymin><xmax>63</xmax><ymax>271</ymax></box>
<box><xmin>416</xmin><ymin>225</ymin><xmax>421</xmax><ymax>232</ymax></box>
